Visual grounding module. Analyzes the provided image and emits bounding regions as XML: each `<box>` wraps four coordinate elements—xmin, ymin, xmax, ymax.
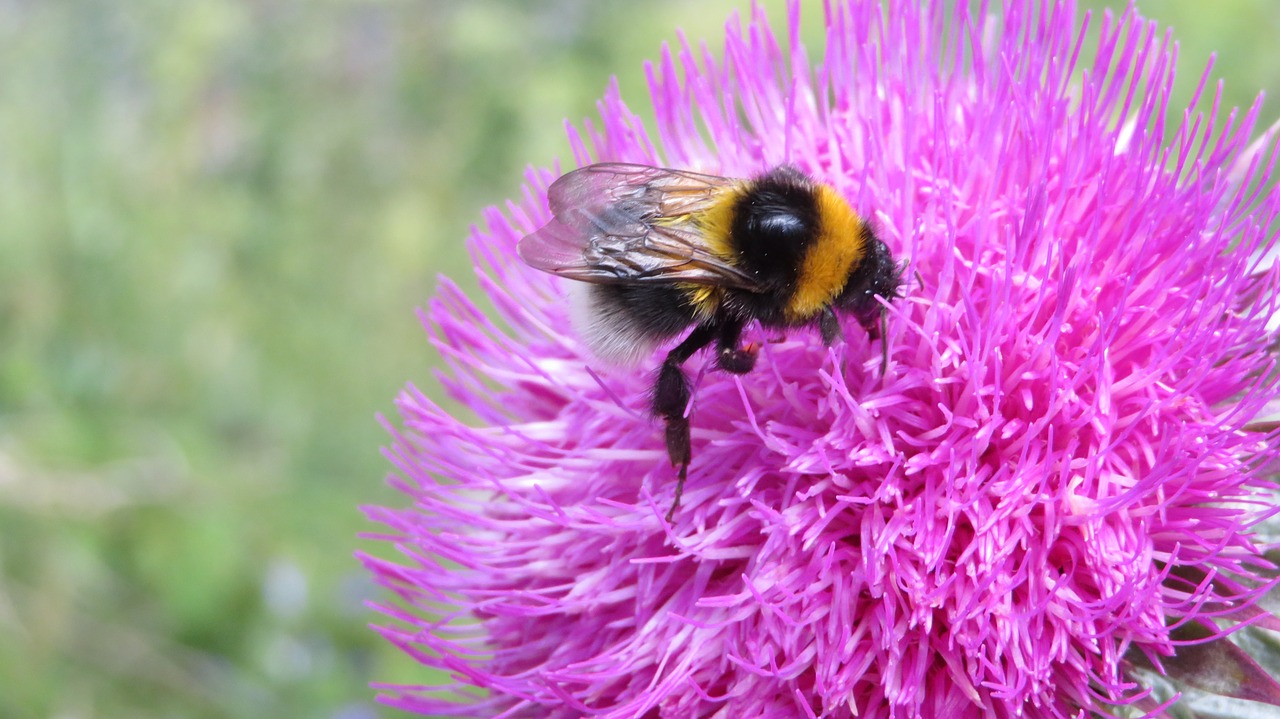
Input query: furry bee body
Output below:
<box><xmin>519</xmin><ymin>163</ymin><xmax>902</xmax><ymax>516</ymax></box>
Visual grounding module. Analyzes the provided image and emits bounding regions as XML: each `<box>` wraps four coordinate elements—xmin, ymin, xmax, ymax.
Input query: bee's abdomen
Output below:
<box><xmin>570</xmin><ymin>284</ymin><xmax>699</xmax><ymax>366</ymax></box>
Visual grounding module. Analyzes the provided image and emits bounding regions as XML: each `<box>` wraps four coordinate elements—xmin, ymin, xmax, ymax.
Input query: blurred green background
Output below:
<box><xmin>1</xmin><ymin>1</ymin><xmax>1277</xmax><ymax>717</ymax></box>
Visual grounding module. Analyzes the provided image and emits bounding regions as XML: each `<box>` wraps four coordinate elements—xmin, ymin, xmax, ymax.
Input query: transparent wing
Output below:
<box><xmin>518</xmin><ymin>163</ymin><xmax>761</xmax><ymax>289</ymax></box>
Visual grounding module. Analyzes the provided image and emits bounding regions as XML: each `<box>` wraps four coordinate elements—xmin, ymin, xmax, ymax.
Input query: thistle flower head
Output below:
<box><xmin>363</xmin><ymin>2</ymin><xmax>1280</xmax><ymax>717</ymax></box>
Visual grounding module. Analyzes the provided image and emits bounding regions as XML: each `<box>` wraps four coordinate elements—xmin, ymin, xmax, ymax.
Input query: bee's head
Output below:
<box><xmin>834</xmin><ymin>236</ymin><xmax>902</xmax><ymax>334</ymax></box>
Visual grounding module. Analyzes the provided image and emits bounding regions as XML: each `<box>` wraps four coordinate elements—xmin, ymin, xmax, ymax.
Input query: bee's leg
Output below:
<box><xmin>819</xmin><ymin>308</ymin><xmax>841</xmax><ymax>345</ymax></box>
<box><xmin>859</xmin><ymin>309</ymin><xmax>883</xmax><ymax>340</ymax></box>
<box><xmin>851</xmin><ymin>306</ymin><xmax>890</xmax><ymax>376</ymax></box>
<box><xmin>654</xmin><ymin>324</ymin><xmax>715</xmax><ymax>519</ymax></box>
<box><xmin>714</xmin><ymin>317</ymin><xmax>757</xmax><ymax>374</ymax></box>
<box><xmin>879</xmin><ymin>309</ymin><xmax>890</xmax><ymax>375</ymax></box>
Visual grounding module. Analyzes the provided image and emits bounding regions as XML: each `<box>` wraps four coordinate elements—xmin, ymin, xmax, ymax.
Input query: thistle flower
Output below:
<box><xmin>362</xmin><ymin>2</ymin><xmax>1280</xmax><ymax>717</ymax></box>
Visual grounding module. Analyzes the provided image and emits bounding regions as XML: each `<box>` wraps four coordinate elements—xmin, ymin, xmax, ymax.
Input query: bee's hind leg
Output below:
<box><xmin>654</xmin><ymin>324</ymin><xmax>716</xmax><ymax>519</ymax></box>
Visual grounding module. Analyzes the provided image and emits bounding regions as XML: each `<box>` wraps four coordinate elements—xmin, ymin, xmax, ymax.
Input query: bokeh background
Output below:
<box><xmin>3</xmin><ymin>1</ymin><xmax>1278</xmax><ymax>717</ymax></box>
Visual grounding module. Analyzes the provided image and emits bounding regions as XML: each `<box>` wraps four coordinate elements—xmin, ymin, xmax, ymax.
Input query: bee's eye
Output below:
<box><xmin>835</xmin><ymin>239</ymin><xmax>902</xmax><ymax>315</ymax></box>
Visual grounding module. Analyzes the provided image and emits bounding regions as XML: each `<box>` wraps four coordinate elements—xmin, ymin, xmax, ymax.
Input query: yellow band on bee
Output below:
<box><xmin>786</xmin><ymin>185</ymin><xmax>866</xmax><ymax>321</ymax></box>
<box><xmin>677</xmin><ymin>186</ymin><xmax>743</xmax><ymax>319</ymax></box>
<box><xmin>694</xmin><ymin>184</ymin><xmax>745</xmax><ymax>261</ymax></box>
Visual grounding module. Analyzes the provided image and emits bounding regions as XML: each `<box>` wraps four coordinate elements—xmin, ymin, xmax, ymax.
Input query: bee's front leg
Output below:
<box><xmin>819</xmin><ymin>308</ymin><xmax>841</xmax><ymax>345</ymax></box>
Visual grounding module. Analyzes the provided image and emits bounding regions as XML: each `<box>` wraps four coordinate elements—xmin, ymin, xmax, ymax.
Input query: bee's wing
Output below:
<box><xmin>518</xmin><ymin>163</ymin><xmax>761</xmax><ymax>289</ymax></box>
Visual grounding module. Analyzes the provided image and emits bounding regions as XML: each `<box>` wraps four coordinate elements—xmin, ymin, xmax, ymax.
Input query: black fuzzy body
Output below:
<box><xmin>560</xmin><ymin>165</ymin><xmax>902</xmax><ymax>518</ymax></box>
<box><xmin>719</xmin><ymin>167</ymin><xmax>824</xmax><ymax>326</ymax></box>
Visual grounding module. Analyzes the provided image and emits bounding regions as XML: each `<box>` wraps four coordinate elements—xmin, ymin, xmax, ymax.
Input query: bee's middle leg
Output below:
<box><xmin>715</xmin><ymin>317</ymin><xmax>757</xmax><ymax>374</ymax></box>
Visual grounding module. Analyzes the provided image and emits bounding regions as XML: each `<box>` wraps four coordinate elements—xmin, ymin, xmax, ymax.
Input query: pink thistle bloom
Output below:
<box><xmin>361</xmin><ymin>2</ymin><xmax>1280</xmax><ymax>718</ymax></box>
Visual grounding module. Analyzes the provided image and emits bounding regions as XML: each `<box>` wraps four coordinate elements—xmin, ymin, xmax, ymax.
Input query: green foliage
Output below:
<box><xmin>0</xmin><ymin>1</ymin><xmax>1275</xmax><ymax>717</ymax></box>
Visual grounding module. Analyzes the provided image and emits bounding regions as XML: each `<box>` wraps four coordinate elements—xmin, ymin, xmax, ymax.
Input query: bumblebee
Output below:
<box><xmin>519</xmin><ymin>163</ymin><xmax>901</xmax><ymax>517</ymax></box>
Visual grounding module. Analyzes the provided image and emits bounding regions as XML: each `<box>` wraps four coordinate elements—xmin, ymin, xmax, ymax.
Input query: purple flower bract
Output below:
<box><xmin>362</xmin><ymin>2</ymin><xmax>1280</xmax><ymax>717</ymax></box>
